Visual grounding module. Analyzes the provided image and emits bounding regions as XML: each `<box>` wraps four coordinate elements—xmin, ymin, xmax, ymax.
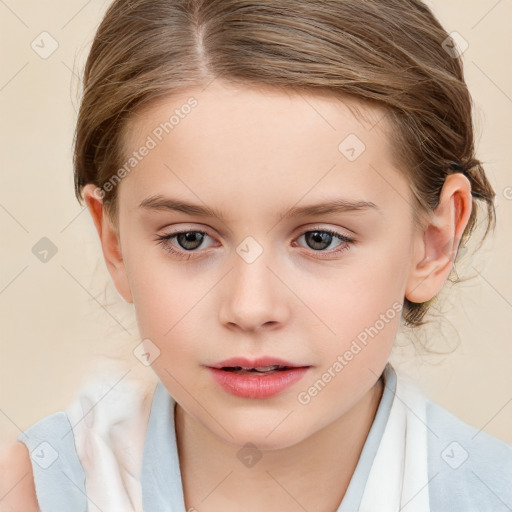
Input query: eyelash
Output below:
<box><xmin>154</xmin><ymin>226</ymin><xmax>355</xmax><ymax>260</ymax></box>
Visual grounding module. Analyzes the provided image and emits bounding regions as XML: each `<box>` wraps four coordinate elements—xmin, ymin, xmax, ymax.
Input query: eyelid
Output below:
<box><xmin>297</xmin><ymin>223</ymin><xmax>355</xmax><ymax>240</ymax></box>
<box><xmin>154</xmin><ymin>228</ymin><xmax>215</xmax><ymax>260</ymax></box>
<box><xmin>314</xmin><ymin>220</ymin><xmax>356</xmax><ymax>234</ymax></box>
<box><xmin>155</xmin><ymin>224</ymin><xmax>356</xmax><ymax>262</ymax></box>
<box><xmin>158</xmin><ymin>223</ymin><xmax>354</xmax><ymax>242</ymax></box>
<box><xmin>163</xmin><ymin>223</ymin><xmax>232</xmax><ymax>245</ymax></box>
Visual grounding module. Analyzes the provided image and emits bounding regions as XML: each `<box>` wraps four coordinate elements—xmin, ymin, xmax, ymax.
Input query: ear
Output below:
<box><xmin>82</xmin><ymin>184</ymin><xmax>133</xmax><ymax>304</ymax></box>
<box><xmin>405</xmin><ymin>173</ymin><xmax>473</xmax><ymax>303</ymax></box>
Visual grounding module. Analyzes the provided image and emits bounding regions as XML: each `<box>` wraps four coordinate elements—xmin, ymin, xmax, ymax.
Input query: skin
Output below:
<box><xmin>1</xmin><ymin>80</ymin><xmax>472</xmax><ymax>512</ymax></box>
<box><xmin>0</xmin><ymin>441</ymin><xmax>38</xmax><ymax>512</ymax></box>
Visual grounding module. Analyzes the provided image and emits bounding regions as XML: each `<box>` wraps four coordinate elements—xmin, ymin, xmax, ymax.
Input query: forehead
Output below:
<box><xmin>123</xmin><ymin>81</ymin><xmax>391</xmax><ymax>155</ymax></box>
<box><xmin>118</xmin><ymin>81</ymin><xmax>410</xmax><ymax>221</ymax></box>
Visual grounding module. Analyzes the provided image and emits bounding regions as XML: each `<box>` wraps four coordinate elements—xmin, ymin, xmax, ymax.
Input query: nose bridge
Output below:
<box><xmin>219</xmin><ymin>237</ymin><xmax>288</xmax><ymax>331</ymax></box>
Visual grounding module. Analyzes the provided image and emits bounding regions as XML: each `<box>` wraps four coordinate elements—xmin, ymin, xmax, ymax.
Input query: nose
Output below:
<box><xmin>218</xmin><ymin>250</ymin><xmax>289</xmax><ymax>333</ymax></box>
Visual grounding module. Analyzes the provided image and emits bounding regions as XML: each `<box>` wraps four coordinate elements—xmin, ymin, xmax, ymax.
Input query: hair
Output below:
<box><xmin>73</xmin><ymin>0</ymin><xmax>496</xmax><ymax>328</ymax></box>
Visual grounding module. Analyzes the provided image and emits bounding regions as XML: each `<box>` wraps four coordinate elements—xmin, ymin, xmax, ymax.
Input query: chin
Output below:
<box><xmin>206</xmin><ymin>413</ymin><xmax>311</xmax><ymax>451</ymax></box>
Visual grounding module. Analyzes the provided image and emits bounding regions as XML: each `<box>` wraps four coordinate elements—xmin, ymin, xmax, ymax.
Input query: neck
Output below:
<box><xmin>175</xmin><ymin>375</ymin><xmax>384</xmax><ymax>512</ymax></box>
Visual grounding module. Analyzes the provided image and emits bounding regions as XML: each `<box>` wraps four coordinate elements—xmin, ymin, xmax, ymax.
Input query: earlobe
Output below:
<box><xmin>82</xmin><ymin>184</ymin><xmax>133</xmax><ymax>304</ymax></box>
<box><xmin>405</xmin><ymin>173</ymin><xmax>472</xmax><ymax>304</ymax></box>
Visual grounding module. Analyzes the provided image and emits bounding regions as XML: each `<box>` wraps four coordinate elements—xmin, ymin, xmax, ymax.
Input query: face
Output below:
<box><xmin>106</xmin><ymin>80</ymin><xmax>421</xmax><ymax>449</ymax></box>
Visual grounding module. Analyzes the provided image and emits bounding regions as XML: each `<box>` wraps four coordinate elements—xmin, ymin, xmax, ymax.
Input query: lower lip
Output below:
<box><xmin>206</xmin><ymin>367</ymin><xmax>310</xmax><ymax>399</ymax></box>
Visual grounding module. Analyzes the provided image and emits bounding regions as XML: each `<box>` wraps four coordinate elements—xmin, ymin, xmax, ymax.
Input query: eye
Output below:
<box><xmin>155</xmin><ymin>226</ymin><xmax>355</xmax><ymax>260</ymax></box>
<box><xmin>154</xmin><ymin>230</ymin><xmax>214</xmax><ymax>259</ymax></box>
<box><xmin>294</xmin><ymin>227</ymin><xmax>355</xmax><ymax>257</ymax></box>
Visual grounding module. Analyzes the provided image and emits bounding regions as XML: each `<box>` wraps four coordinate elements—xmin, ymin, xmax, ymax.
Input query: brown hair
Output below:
<box><xmin>73</xmin><ymin>0</ymin><xmax>496</xmax><ymax>328</ymax></box>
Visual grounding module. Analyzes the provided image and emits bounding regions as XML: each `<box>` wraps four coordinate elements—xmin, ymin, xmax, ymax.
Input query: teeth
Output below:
<box><xmin>253</xmin><ymin>365</ymin><xmax>284</xmax><ymax>372</ymax></box>
<box><xmin>221</xmin><ymin>364</ymin><xmax>288</xmax><ymax>372</ymax></box>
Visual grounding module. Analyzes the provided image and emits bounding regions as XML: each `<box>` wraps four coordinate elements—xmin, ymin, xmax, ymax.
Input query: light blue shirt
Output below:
<box><xmin>15</xmin><ymin>364</ymin><xmax>512</xmax><ymax>511</ymax></box>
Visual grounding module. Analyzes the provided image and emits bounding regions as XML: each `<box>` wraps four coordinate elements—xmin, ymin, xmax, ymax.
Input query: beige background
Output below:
<box><xmin>0</xmin><ymin>0</ymin><xmax>511</xmax><ymax>445</ymax></box>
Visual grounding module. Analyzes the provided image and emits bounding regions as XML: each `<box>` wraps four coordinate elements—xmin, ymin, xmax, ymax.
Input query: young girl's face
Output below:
<box><xmin>109</xmin><ymin>80</ymin><xmax>422</xmax><ymax>449</ymax></box>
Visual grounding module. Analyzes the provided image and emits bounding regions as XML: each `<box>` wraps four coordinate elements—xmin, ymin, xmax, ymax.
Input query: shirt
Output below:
<box><xmin>16</xmin><ymin>364</ymin><xmax>512</xmax><ymax>511</ymax></box>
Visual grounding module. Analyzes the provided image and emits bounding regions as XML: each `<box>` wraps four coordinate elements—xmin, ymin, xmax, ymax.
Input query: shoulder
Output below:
<box><xmin>0</xmin><ymin>440</ymin><xmax>38</xmax><ymax>512</ymax></box>
<box><xmin>2</xmin><ymin>411</ymin><xmax>88</xmax><ymax>512</ymax></box>
<box><xmin>425</xmin><ymin>399</ymin><xmax>512</xmax><ymax>512</ymax></box>
<box><xmin>426</xmin><ymin>399</ymin><xmax>512</xmax><ymax>463</ymax></box>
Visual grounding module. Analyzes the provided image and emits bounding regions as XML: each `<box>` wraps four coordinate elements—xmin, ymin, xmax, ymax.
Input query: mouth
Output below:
<box><xmin>219</xmin><ymin>364</ymin><xmax>296</xmax><ymax>375</ymax></box>
<box><xmin>205</xmin><ymin>358</ymin><xmax>311</xmax><ymax>399</ymax></box>
<box><xmin>208</xmin><ymin>356</ymin><xmax>310</xmax><ymax>374</ymax></box>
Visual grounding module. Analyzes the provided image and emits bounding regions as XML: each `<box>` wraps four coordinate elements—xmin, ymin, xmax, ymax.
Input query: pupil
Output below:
<box><xmin>307</xmin><ymin>231</ymin><xmax>330</xmax><ymax>250</ymax></box>
<box><xmin>178</xmin><ymin>232</ymin><xmax>203</xmax><ymax>250</ymax></box>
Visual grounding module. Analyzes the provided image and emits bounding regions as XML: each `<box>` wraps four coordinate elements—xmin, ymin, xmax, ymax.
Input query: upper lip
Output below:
<box><xmin>207</xmin><ymin>356</ymin><xmax>310</xmax><ymax>369</ymax></box>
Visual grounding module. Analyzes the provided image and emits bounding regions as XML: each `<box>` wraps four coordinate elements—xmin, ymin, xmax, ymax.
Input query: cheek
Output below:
<box><xmin>305</xmin><ymin>242</ymin><xmax>408</xmax><ymax>365</ymax></box>
<box><xmin>125</xmin><ymin>221</ymin><xmax>409</xmax><ymax>366</ymax></box>
<box><xmin>124</xmin><ymin>246</ymin><xmax>193</xmax><ymax>336</ymax></box>
<box><xmin>318</xmin><ymin>252</ymin><xmax>406</xmax><ymax>328</ymax></box>
<box><xmin>125</xmin><ymin>248</ymin><xmax>220</xmax><ymax>372</ymax></box>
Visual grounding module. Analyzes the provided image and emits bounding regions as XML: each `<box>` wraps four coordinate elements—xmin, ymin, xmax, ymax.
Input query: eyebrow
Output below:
<box><xmin>138</xmin><ymin>194</ymin><xmax>379</xmax><ymax>221</ymax></box>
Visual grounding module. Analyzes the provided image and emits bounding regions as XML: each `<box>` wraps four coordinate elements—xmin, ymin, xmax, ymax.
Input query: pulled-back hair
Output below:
<box><xmin>73</xmin><ymin>0</ymin><xmax>496</xmax><ymax>328</ymax></box>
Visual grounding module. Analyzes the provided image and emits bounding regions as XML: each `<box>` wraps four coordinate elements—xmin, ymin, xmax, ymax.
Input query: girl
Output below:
<box><xmin>2</xmin><ymin>0</ymin><xmax>511</xmax><ymax>511</ymax></box>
